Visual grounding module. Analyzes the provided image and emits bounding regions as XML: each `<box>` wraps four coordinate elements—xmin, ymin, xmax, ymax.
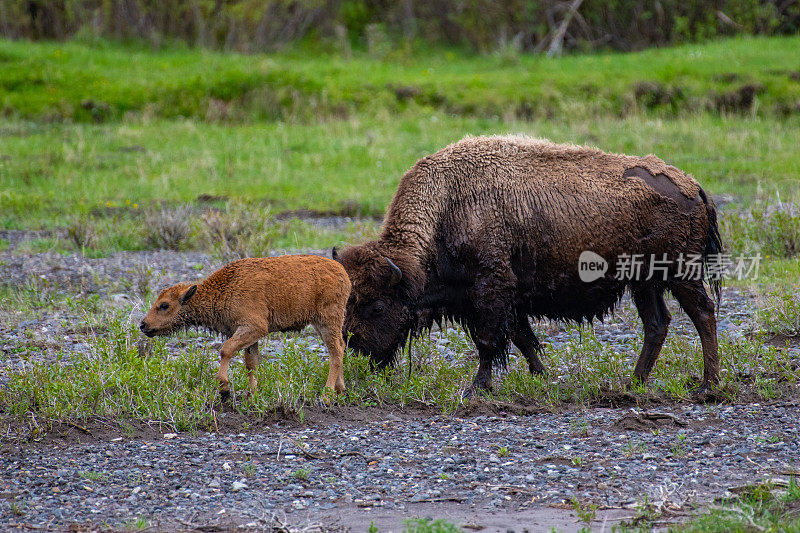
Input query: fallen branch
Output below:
<box><xmin>403</xmin><ymin>496</ymin><xmax>466</xmax><ymax>503</ymax></box>
<box><xmin>547</xmin><ymin>0</ymin><xmax>585</xmax><ymax>57</ymax></box>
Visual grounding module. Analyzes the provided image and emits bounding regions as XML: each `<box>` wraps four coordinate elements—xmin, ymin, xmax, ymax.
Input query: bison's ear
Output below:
<box><xmin>332</xmin><ymin>246</ymin><xmax>339</xmax><ymax>261</ymax></box>
<box><xmin>385</xmin><ymin>257</ymin><xmax>402</xmax><ymax>286</ymax></box>
<box><xmin>180</xmin><ymin>285</ymin><xmax>197</xmax><ymax>304</ymax></box>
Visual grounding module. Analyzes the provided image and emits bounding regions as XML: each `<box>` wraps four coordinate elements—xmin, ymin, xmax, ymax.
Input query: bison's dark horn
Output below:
<box><xmin>385</xmin><ymin>257</ymin><xmax>402</xmax><ymax>286</ymax></box>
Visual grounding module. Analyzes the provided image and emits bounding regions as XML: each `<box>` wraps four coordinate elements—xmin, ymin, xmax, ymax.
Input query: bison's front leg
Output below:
<box><xmin>218</xmin><ymin>325</ymin><xmax>264</xmax><ymax>402</ymax></box>
<box><xmin>463</xmin><ymin>268</ymin><xmax>515</xmax><ymax>398</ymax></box>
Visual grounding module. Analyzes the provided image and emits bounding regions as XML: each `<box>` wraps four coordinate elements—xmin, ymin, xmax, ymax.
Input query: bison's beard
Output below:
<box><xmin>345</xmin><ymin>318</ymin><xmax>415</xmax><ymax>370</ymax></box>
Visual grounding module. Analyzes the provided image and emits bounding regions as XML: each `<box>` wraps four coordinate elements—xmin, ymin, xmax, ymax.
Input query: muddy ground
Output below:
<box><xmin>0</xmin><ymin>233</ymin><xmax>798</xmax><ymax>532</ymax></box>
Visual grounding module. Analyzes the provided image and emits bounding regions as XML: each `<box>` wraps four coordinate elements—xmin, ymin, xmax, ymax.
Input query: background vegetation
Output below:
<box><xmin>2</xmin><ymin>18</ymin><xmax>799</xmax><ymax>529</ymax></box>
<box><xmin>2</xmin><ymin>34</ymin><xmax>799</xmax><ymax>260</ymax></box>
<box><xmin>3</xmin><ymin>0</ymin><xmax>799</xmax><ymax>54</ymax></box>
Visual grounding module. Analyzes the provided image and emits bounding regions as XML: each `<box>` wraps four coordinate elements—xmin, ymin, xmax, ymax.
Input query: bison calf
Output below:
<box><xmin>139</xmin><ymin>256</ymin><xmax>351</xmax><ymax>399</ymax></box>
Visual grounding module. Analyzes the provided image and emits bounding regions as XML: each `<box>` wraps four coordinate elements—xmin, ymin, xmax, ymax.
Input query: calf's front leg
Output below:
<box><xmin>218</xmin><ymin>325</ymin><xmax>264</xmax><ymax>401</ymax></box>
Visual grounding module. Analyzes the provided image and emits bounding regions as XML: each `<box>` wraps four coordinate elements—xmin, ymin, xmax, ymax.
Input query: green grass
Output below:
<box><xmin>2</xmin><ymin>36</ymin><xmax>800</xmax><ymax>252</ymax></box>
<box><xmin>674</xmin><ymin>479</ymin><xmax>800</xmax><ymax>532</ymax></box>
<box><xmin>2</xmin><ymin>36</ymin><xmax>800</xmax><ymax>123</ymax></box>
<box><xmin>1</xmin><ymin>284</ymin><xmax>796</xmax><ymax>439</ymax></box>
<box><xmin>1</xmin><ymin>35</ymin><xmax>799</xmax><ymax>441</ymax></box>
<box><xmin>2</xmin><ymin>114</ymin><xmax>799</xmax><ymax>233</ymax></box>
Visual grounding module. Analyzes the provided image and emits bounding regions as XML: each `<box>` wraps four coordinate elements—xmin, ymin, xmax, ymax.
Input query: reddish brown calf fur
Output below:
<box><xmin>140</xmin><ymin>256</ymin><xmax>351</xmax><ymax>398</ymax></box>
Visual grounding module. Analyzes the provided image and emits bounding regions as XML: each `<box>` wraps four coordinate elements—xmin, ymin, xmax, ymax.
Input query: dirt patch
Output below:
<box><xmin>274</xmin><ymin>201</ymin><xmax>379</xmax><ymax>220</ymax></box>
<box><xmin>387</xmin><ymin>84</ymin><xmax>447</xmax><ymax>108</ymax></box>
<box><xmin>712</xmin><ymin>83</ymin><xmax>763</xmax><ymax>113</ymax></box>
<box><xmin>454</xmin><ymin>398</ymin><xmax>549</xmax><ymax>418</ymax></box>
<box><xmin>612</xmin><ymin>411</ymin><xmax>688</xmax><ymax>432</ymax></box>
<box><xmin>196</xmin><ymin>193</ymin><xmax>229</xmax><ymax>203</ymax></box>
<box><xmin>763</xmin><ymin>333</ymin><xmax>800</xmax><ymax>349</ymax></box>
<box><xmin>713</xmin><ymin>73</ymin><xmax>743</xmax><ymax>83</ymax></box>
<box><xmin>325</xmin><ymin>503</ymin><xmax>637</xmax><ymax>533</ymax></box>
<box><xmin>10</xmin><ymin>404</ymin><xmax>444</xmax><ymax>448</ymax></box>
<box><xmin>633</xmin><ymin>81</ymin><xmax>685</xmax><ymax>110</ymax></box>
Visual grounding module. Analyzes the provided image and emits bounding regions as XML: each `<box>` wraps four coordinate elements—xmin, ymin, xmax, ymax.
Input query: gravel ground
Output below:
<box><xmin>1</xmin><ymin>244</ymin><xmax>798</xmax><ymax>532</ymax></box>
<box><xmin>2</xmin><ymin>403</ymin><xmax>799</xmax><ymax>531</ymax></box>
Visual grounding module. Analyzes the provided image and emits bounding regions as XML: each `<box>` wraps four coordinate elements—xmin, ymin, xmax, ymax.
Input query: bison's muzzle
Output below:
<box><xmin>139</xmin><ymin>321</ymin><xmax>156</xmax><ymax>337</ymax></box>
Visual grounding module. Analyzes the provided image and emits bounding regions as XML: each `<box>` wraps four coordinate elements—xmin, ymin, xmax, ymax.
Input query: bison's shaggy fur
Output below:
<box><xmin>336</xmin><ymin>135</ymin><xmax>722</xmax><ymax>394</ymax></box>
<box><xmin>140</xmin><ymin>256</ymin><xmax>351</xmax><ymax>398</ymax></box>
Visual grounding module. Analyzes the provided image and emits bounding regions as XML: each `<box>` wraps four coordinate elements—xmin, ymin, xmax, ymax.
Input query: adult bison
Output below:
<box><xmin>334</xmin><ymin>136</ymin><xmax>722</xmax><ymax>395</ymax></box>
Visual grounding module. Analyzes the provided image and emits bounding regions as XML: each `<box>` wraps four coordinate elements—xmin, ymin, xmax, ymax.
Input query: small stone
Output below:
<box><xmin>231</xmin><ymin>481</ymin><xmax>248</xmax><ymax>491</ymax></box>
<box><xmin>163</xmin><ymin>433</ymin><xmax>178</xmax><ymax>440</ymax></box>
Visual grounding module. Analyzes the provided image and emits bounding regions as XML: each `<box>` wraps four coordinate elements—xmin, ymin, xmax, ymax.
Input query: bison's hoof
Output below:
<box><xmin>461</xmin><ymin>384</ymin><xmax>492</xmax><ymax>400</ymax></box>
<box><xmin>691</xmin><ymin>380</ymin><xmax>717</xmax><ymax>398</ymax></box>
<box><xmin>625</xmin><ymin>377</ymin><xmax>648</xmax><ymax>392</ymax></box>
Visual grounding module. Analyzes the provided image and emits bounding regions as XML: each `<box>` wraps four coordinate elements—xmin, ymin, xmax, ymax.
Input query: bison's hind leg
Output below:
<box><xmin>667</xmin><ymin>279</ymin><xmax>719</xmax><ymax>391</ymax></box>
<box><xmin>631</xmin><ymin>284</ymin><xmax>671</xmax><ymax>385</ymax></box>
<box><xmin>510</xmin><ymin>313</ymin><xmax>546</xmax><ymax>376</ymax></box>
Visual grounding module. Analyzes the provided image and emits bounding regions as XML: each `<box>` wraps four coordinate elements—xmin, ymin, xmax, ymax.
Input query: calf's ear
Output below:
<box><xmin>332</xmin><ymin>247</ymin><xmax>339</xmax><ymax>261</ymax></box>
<box><xmin>180</xmin><ymin>285</ymin><xmax>197</xmax><ymax>304</ymax></box>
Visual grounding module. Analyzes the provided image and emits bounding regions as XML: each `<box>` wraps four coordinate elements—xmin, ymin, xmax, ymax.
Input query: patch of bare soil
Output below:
<box><xmin>763</xmin><ymin>333</ymin><xmax>800</xmax><ymax>349</ymax></box>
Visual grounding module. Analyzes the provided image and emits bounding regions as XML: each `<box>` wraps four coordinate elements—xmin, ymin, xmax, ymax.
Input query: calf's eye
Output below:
<box><xmin>159</xmin><ymin>302</ymin><xmax>170</xmax><ymax>311</ymax></box>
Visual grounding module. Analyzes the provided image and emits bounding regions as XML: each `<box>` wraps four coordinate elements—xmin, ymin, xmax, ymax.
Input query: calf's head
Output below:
<box><xmin>333</xmin><ymin>244</ymin><xmax>420</xmax><ymax>368</ymax></box>
<box><xmin>139</xmin><ymin>283</ymin><xmax>197</xmax><ymax>337</ymax></box>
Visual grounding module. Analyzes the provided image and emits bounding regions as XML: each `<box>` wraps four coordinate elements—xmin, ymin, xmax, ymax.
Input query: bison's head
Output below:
<box><xmin>139</xmin><ymin>283</ymin><xmax>197</xmax><ymax>337</ymax></box>
<box><xmin>333</xmin><ymin>243</ymin><xmax>422</xmax><ymax>368</ymax></box>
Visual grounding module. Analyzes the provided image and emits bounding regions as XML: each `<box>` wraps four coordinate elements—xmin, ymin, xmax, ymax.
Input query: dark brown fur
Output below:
<box><xmin>335</xmin><ymin>136</ymin><xmax>722</xmax><ymax>394</ymax></box>
<box><xmin>140</xmin><ymin>256</ymin><xmax>351</xmax><ymax>397</ymax></box>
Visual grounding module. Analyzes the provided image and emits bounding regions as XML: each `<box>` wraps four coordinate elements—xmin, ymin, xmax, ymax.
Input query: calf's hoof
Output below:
<box><xmin>320</xmin><ymin>386</ymin><xmax>344</xmax><ymax>406</ymax></box>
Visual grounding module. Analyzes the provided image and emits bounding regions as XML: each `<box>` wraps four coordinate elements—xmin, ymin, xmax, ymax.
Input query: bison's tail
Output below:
<box><xmin>699</xmin><ymin>187</ymin><xmax>723</xmax><ymax>305</ymax></box>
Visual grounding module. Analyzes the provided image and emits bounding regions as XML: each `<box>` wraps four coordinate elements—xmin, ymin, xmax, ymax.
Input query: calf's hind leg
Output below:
<box><xmin>314</xmin><ymin>307</ymin><xmax>347</xmax><ymax>394</ymax></box>
<box><xmin>218</xmin><ymin>325</ymin><xmax>265</xmax><ymax>401</ymax></box>
<box><xmin>243</xmin><ymin>342</ymin><xmax>261</xmax><ymax>395</ymax></box>
<box><xmin>631</xmin><ymin>284</ymin><xmax>671</xmax><ymax>384</ymax></box>
<box><xmin>668</xmin><ymin>279</ymin><xmax>719</xmax><ymax>392</ymax></box>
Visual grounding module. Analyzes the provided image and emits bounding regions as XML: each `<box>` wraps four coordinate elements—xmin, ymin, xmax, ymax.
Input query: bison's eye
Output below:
<box><xmin>158</xmin><ymin>302</ymin><xmax>170</xmax><ymax>311</ymax></box>
<box><xmin>371</xmin><ymin>302</ymin><xmax>385</xmax><ymax>317</ymax></box>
